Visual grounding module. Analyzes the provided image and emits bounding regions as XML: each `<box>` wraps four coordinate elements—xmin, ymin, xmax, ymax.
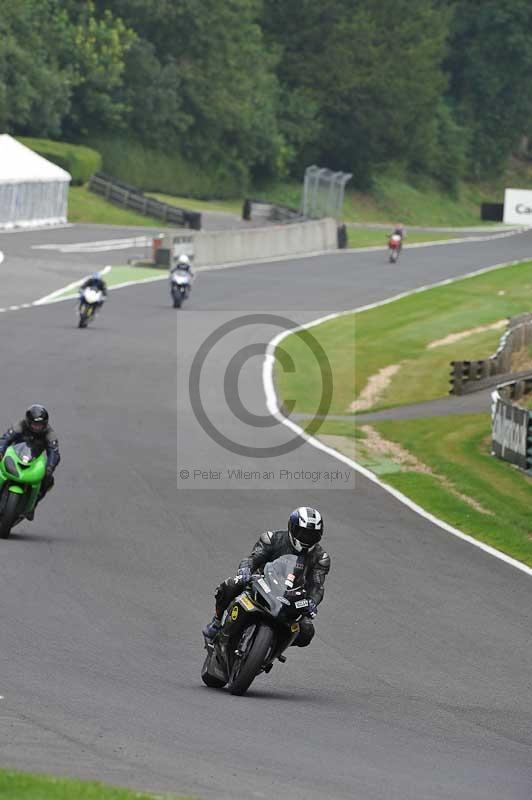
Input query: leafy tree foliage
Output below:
<box><xmin>448</xmin><ymin>0</ymin><xmax>532</xmax><ymax>176</ymax></box>
<box><xmin>263</xmin><ymin>0</ymin><xmax>450</xmax><ymax>186</ymax></box>
<box><xmin>2</xmin><ymin>0</ymin><xmax>531</xmax><ymax>190</ymax></box>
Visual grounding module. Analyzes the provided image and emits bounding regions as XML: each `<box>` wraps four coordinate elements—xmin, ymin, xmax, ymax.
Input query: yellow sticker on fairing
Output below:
<box><xmin>239</xmin><ymin>595</ymin><xmax>255</xmax><ymax>611</ymax></box>
<box><xmin>291</xmin><ymin>623</ymin><xmax>300</xmax><ymax>633</ymax></box>
<box><xmin>231</xmin><ymin>606</ymin><xmax>239</xmax><ymax>620</ymax></box>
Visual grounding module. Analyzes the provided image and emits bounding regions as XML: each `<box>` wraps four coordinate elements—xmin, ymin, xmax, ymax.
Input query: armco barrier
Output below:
<box><xmin>88</xmin><ymin>173</ymin><xmax>202</xmax><ymax>230</ymax></box>
<box><xmin>450</xmin><ymin>313</ymin><xmax>532</xmax><ymax>394</ymax></box>
<box><xmin>194</xmin><ymin>217</ymin><xmax>337</xmax><ymax>266</ymax></box>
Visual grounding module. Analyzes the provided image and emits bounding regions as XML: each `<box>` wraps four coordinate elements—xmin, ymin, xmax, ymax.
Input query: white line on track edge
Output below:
<box><xmin>262</xmin><ymin>258</ymin><xmax>532</xmax><ymax>578</ymax></box>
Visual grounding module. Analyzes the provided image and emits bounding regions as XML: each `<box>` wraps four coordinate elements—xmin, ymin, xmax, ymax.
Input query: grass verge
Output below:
<box><xmin>275</xmin><ymin>260</ymin><xmax>532</xmax><ymax>415</ymax></box>
<box><xmin>0</xmin><ymin>768</ymin><xmax>195</xmax><ymax>799</ymax></box>
<box><xmin>260</xmin><ymin>159</ymin><xmax>532</xmax><ymax>227</ymax></box>
<box><xmin>346</xmin><ymin>229</ymin><xmax>458</xmax><ymax>248</ymax></box>
<box><xmin>147</xmin><ymin>192</ymin><xmax>242</xmax><ymax>216</ymax></box>
<box><xmin>276</xmin><ymin>260</ymin><xmax>532</xmax><ymax>566</ymax></box>
<box><xmin>314</xmin><ymin>415</ymin><xmax>532</xmax><ymax>567</ymax></box>
<box><xmin>68</xmin><ymin>185</ymin><xmax>162</xmax><ymax>227</ymax></box>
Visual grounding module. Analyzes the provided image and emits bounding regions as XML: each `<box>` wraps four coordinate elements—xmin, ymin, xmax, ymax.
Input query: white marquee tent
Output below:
<box><xmin>0</xmin><ymin>134</ymin><xmax>71</xmax><ymax>228</ymax></box>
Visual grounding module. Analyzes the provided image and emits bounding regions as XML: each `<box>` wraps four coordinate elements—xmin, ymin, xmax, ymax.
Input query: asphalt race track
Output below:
<box><xmin>0</xmin><ymin>226</ymin><xmax>531</xmax><ymax>799</ymax></box>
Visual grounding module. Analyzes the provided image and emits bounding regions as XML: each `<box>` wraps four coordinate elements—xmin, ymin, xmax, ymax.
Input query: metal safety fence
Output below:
<box><xmin>88</xmin><ymin>173</ymin><xmax>202</xmax><ymax>230</ymax></box>
<box><xmin>301</xmin><ymin>166</ymin><xmax>352</xmax><ymax>220</ymax></box>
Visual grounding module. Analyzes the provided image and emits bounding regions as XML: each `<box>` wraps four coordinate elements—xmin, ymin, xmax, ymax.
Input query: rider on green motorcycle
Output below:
<box><xmin>0</xmin><ymin>405</ymin><xmax>60</xmax><ymax>519</ymax></box>
<box><xmin>203</xmin><ymin>507</ymin><xmax>330</xmax><ymax>647</ymax></box>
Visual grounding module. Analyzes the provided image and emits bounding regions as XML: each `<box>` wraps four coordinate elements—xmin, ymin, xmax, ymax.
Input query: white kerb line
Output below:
<box><xmin>262</xmin><ymin>260</ymin><xmax>532</xmax><ymax>578</ymax></box>
<box><xmin>33</xmin><ymin>265</ymin><xmax>112</xmax><ymax>306</ymax></box>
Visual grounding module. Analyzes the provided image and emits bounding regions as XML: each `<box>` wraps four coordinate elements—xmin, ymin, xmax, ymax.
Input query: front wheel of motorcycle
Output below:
<box><xmin>0</xmin><ymin>491</ymin><xmax>23</xmax><ymax>539</ymax></box>
<box><xmin>228</xmin><ymin>624</ymin><xmax>274</xmax><ymax>696</ymax></box>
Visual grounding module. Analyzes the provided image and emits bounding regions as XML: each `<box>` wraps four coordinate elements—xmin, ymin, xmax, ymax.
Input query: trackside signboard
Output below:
<box><xmin>503</xmin><ymin>188</ymin><xmax>532</xmax><ymax>225</ymax></box>
<box><xmin>491</xmin><ymin>395</ymin><xmax>529</xmax><ymax>469</ymax></box>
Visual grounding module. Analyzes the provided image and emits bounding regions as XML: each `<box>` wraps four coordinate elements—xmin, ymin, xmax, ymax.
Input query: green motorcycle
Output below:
<box><xmin>0</xmin><ymin>442</ymin><xmax>47</xmax><ymax>538</ymax></box>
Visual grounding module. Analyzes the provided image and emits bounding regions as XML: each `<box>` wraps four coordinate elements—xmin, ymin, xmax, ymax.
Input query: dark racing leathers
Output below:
<box><xmin>80</xmin><ymin>276</ymin><xmax>107</xmax><ymax>295</ymax></box>
<box><xmin>0</xmin><ymin>420</ymin><xmax>61</xmax><ymax>502</ymax></box>
<box><xmin>80</xmin><ymin>277</ymin><xmax>107</xmax><ymax>309</ymax></box>
<box><xmin>213</xmin><ymin>530</ymin><xmax>331</xmax><ymax>647</ymax></box>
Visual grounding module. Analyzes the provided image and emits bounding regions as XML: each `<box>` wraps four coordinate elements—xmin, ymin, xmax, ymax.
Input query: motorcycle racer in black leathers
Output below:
<box><xmin>0</xmin><ymin>405</ymin><xmax>60</xmax><ymax>520</ymax></box>
<box><xmin>203</xmin><ymin>507</ymin><xmax>330</xmax><ymax>647</ymax></box>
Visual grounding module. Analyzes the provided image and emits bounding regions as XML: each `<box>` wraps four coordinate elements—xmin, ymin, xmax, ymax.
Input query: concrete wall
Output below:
<box><xmin>194</xmin><ymin>217</ymin><xmax>337</xmax><ymax>266</ymax></box>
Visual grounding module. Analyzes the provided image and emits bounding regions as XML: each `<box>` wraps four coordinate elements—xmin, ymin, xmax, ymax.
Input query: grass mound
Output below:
<box><xmin>18</xmin><ymin>138</ymin><xmax>101</xmax><ymax>185</ymax></box>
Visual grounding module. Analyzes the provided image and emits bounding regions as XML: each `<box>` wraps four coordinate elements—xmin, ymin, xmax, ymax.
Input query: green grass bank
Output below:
<box><xmin>275</xmin><ymin>259</ymin><xmax>532</xmax><ymax>567</ymax></box>
<box><xmin>0</xmin><ymin>768</ymin><xmax>195</xmax><ymax>800</ymax></box>
<box><xmin>276</xmin><ymin>260</ymin><xmax>532</xmax><ymax>416</ymax></box>
<box><xmin>19</xmin><ymin>136</ymin><xmax>532</xmax><ymax>228</ymax></box>
<box><xmin>315</xmin><ymin>415</ymin><xmax>532</xmax><ymax>568</ymax></box>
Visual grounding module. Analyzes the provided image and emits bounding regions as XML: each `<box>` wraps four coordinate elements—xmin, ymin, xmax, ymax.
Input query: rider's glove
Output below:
<box><xmin>308</xmin><ymin>599</ymin><xmax>318</xmax><ymax>619</ymax></box>
<box><xmin>235</xmin><ymin>566</ymin><xmax>251</xmax><ymax>584</ymax></box>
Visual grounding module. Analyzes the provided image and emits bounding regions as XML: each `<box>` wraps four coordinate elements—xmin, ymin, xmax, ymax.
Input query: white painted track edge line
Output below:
<box><xmin>262</xmin><ymin>261</ymin><xmax>532</xmax><ymax>578</ymax></box>
<box><xmin>0</xmin><ymin>223</ymin><xmax>73</xmax><ymax>235</ymax></box>
<box><xmin>34</xmin><ymin>265</ymin><xmax>112</xmax><ymax>306</ymax></box>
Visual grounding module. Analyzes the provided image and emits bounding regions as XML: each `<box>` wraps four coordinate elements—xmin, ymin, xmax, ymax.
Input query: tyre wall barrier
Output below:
<box><xmin>194</xmin><ymin>217</ymin><xmax>338</xmax><ymax>266</ymax></box>
<box><xmin>481</xmin><ymin>202</ymin><xmax>503</xmax><ymax>222</ymax></box>
<box><xmin>242</xmin><ymin>198</ymin><xmax>304</xmax><ymax>223</ymax></box>
<box><xmin>450</xmin><ymin>313</ymin><xmax>532</xmax><ymax>394</ymax></box>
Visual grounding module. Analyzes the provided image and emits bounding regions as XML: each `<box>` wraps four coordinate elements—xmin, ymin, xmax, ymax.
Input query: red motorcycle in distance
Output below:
<box><xmin>388</xmin><ymin>234</ymin><xmax>402</xmax><ymax>263</ymax></box>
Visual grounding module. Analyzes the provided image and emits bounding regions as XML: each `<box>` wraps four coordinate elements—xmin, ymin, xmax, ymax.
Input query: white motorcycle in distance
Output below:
<box><xmin>170</xmin><ymin>269</ymin><xmax>192</xmax><ymax>308</ymax></box>
<box><xmin>78</xmin><ymin>287</ymin><xmax>103</xmax><ymax>328</ymax></box>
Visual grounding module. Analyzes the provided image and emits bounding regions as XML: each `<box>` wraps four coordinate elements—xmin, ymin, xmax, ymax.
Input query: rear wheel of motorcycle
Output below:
<box><xmin>0</xmin><ymin>492</ymin><xmax>22</xmax><ymax>539</ymax></box>
<box><xmin>228</xmin><ymin>625</ymin><xmax>273</xmax><ymax>696</ymax></box>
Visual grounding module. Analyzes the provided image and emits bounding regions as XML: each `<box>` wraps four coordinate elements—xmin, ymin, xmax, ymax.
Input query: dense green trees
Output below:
<box><xmin>262</xmin><ymin>0</ymin><xmax>450</xmax><ymax>186</ymax></box>
<box><xmin>1</xmin><ymin>0</ymin><xmax>531</xmax><ymax>191</ymax></box>
<box><xmin>448</xmin><ymin>0</ymin><xmax>532</xmax><ymax>177</ymax></box>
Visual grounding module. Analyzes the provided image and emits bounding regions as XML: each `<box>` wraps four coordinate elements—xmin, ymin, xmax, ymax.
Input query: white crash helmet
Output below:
<box><xmin>288</xmin><ymin>507</ymin><xmax>323</xmax><ymax>552</ymax></box>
